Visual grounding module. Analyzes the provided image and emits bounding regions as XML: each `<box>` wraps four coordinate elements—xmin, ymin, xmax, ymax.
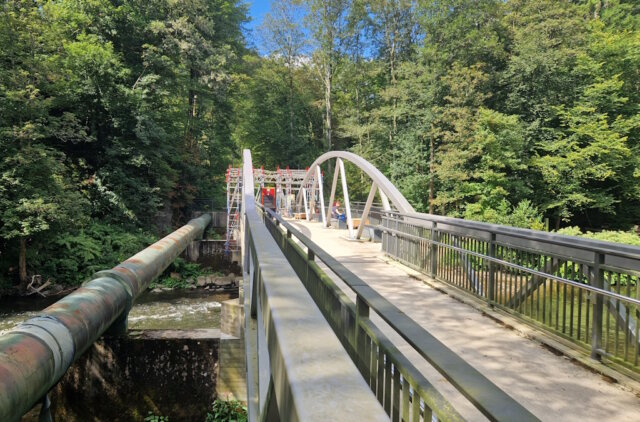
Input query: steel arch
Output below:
<box><xmin>298</xmin><ymin>151</ymin><xmax>415</xmax><ymax>214</ymax></box>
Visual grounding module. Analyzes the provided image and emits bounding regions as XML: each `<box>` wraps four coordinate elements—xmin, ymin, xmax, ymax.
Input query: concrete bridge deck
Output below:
<box><xmin>288</xmin><ymin>218</ymin><xmax>640</xmax><ymax>422</ymax></box>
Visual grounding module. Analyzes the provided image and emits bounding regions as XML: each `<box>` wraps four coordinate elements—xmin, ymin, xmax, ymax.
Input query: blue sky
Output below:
<box><xmin>245</xmin><ymin>0</ymin><xmax>272</xmax><ymax>52</ymax></box>
<box><xmin>246</xmin><ymin>1</ymin><xmax>272</xmax><ymax>32</ymax></box>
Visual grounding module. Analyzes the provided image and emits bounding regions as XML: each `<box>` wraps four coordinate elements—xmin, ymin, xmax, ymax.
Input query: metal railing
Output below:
<box><xmin>377</xmin><ymin>211</ymin><xmax>640</xmax><ymax>372</ymax></box>
<box><xmin>0</xmin><ymin>213</ymin><xmax>212</xmax><ymax>421</ymax></box>
<box><xmin>262</xmin><ymin>208</ymin><xmax>539</xmax><ymax>422</ymax></box>
<box><xmin>240</xmin><ymin>150</ymin><xmax>388</xmax><ymax>422</ymax></box>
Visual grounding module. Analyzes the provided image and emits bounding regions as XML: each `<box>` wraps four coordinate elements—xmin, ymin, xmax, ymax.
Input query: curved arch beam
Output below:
<box><xmin>299</xmin><ymin>151</ymin><xmax>415</xmax><ymax>214</ymax></box>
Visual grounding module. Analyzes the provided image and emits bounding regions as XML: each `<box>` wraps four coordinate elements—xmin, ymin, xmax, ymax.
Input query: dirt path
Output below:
<box><xmin>290</xmin><ymin>219</ymin><xmax>640</xmax><ymax>422</ymax></box>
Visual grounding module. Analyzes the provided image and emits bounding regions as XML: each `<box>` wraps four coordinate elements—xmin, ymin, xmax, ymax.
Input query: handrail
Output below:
<box><xmin>379</xmin><ymin>225</ymin><xmax>640</xmax><ymax>308</ymax></box>
<box><xmin>397</xmin><ymin>212</ymin><xmax>640</xmax><ymax>264</ymax></box>
<box><xmin>0</xmin><ymin>213</ymin><xmax>211</xmax><ymax>421</ymax></box>
<box><xmin>240</xmin><ymin>150</ymin><xmax>388</xmax><ymax>422</ymax></box>
<box><xmin>265</xmin><ymin>208</ymin><xmax>539</xmax><ymax>421</ymax></box>
<box><xmin>378</xmin><ymin>212</ymin><xmax>640</xmax><ymax>368</ymax></box>
<box><xmin>350</xmin><ymin>203</ymin><xmax>640</xmax><ymax>266</ymax></box>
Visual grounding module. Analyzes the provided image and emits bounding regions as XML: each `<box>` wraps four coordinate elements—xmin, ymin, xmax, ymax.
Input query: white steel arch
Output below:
<box><xmin>297</xmin><ymin>151</ymin><xmax>415</xmax><ymax>239</ymax></box>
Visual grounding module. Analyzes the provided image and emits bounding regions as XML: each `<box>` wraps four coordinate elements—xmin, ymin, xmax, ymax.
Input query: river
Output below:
<box><xmin>0</xmin><ymin>289</ymin><xmax>235</xmax><ymax>334</ymax></box>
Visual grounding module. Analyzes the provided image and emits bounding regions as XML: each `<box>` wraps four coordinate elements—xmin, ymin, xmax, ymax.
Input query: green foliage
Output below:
<box><xmin>151</xmin><ymin>258</ymin><xmax>216</xmax><ymax>289</ymax></box>
<box><xmin>231</xmin><ymin>56</ymin><xmax>323</xmax><ymax>168</ymax></box>
<box><xmin>464</xmin><ymin>200</ymin><xmax>546</xmax><ymax>231</ymax></box>
<box><xmin>144</xmin><ymin>412</ymin><xmax>169</xmax><ymax>422</ymax></box>
<box><xmin>0</xmin><ymin>0</ymin><xmax>247</xmax><ymax>286</ymax></box>
<box><xmin>206</xmin><ymin>399</ymin><xmax>247</xmax><ymax>422</ymax></box>
<box><xmin>2</xmin><ymin>0</ymin><xmax>640</xmax><ymax>286</ymax></box>
<box><xmin>31</xmin><ymin>222</ymin><xmax>155</xmax><ymax>285</ymax></box>
<box><xmin>556</xmin><ymin>227</ymin><xmax>640</xmax><ymax>247</ymax></box>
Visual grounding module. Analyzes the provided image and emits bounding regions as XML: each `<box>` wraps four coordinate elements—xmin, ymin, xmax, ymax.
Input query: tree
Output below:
<box><xmin>261</xmin><ymin>0</ymin><xmax>308</xmax><ymax>152</ymax></box>
<box><xmin>231</xmin><ymin>55</ymin><xmax>323</xmax><ymax>167</ymax></box>
<box><xmin>366</xmin><ymin>0</ymin><xmax>418</xmax><ymax>167</ymax></box>
<box><xmin>536</xmin><ymin>73</ymin><xmax>640</xmax><ymax>227</ymax></box>
<box><xmin>305</xmin><ymin>0</ymin><xmax>351</xmax><ymax>153</ymax></box>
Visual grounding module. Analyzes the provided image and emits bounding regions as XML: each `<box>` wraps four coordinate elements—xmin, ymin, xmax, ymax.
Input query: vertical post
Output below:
<box><xmin>302</xmin><ymin>187</ymin><xmax>310</xmax><ymax>220</ymax></box>
<box><xmin>357</xmin><ymin>182</ymin><xmax>378</xmax><ymax>240</ymax></box>
<box><xmin>326</xmin><ymin>159</ymin><xmax>340</xmax><ymax>228</ymax></box>
<box><xmin>488</xmin><ymin>234</ymin><xmax>496</xmax><ymax>306</ymax></box>
<box><xmin>338</xmin><ymin>158</ymin><xmax>354</xmax><ymax>238</ymax></box>
<box><xmin>355</xmin><ymin>295</ymin><xmax>370</xmax><ymax>374</ymax></box>
<box><xmin>244</xmin><ymin>215</ymin><xmax>250</xmax><ymax>275</ymax></box>
<box><xmin>250</xmin><ymin>246</ymin><xmax>258</xmax><ymax>319</ymax></box>
<box><xmin>316</xmin><ymin>165</ymin><xmax>326</xmax><ymax>226</ymax></box>
<box><xmin>591</xmin><ymin>253</ymin><xmax>604</xmax><ymax>361</ymax></box>
<box><xmin>306</xmin><ymin>247</ymin><xmax>315</xmax><ymax>298</ymax></box>
<box><xmin>379</xmin><ymin>189</ymin><xmax>391</xmax><ymax>211</ymax></box>
<box><xmin>430</xmin><ymin>223</ymin><xmax>438</xmax><ymax>278</ymax></box>
<box><xmin>309</xmin><ymin>166</ymin><xmax>318</xmax><ymax>220</ymax></box>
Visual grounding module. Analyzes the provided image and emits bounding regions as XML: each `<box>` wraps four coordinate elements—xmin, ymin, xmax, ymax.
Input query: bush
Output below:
<box><xmin>464</xmin><ymin>199</ymin><xmax>545</xmax><ymax>231</ymax></box>
<box><xmin>144</xmin><ymin>412</ymin><xmax>169</xmax><ymax>422</ymax></box>
<box><xmin>28</xmin><ymin>222</ymin><xmax>156</xmax><ymax>286</ymax></box>
<box><xmin>151</xmin><ymin>258</ymin><xmax>215</xmax><ymax>289</ymax></box>
<box><xmin>205</xmin><ymin>399</ymin><xmax>247</xmax><ymax>422</ymax></box>
<box><xmin>556</xmin><ymin>226</ymin><xmax>640</xmax><ymax>247</ymax></box>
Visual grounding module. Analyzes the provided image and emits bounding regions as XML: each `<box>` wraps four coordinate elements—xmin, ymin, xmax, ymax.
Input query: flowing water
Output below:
<box><xmin>0</xmin><ymin>289</ymin><xmax>235</xmax><ymax>335</ymax></box>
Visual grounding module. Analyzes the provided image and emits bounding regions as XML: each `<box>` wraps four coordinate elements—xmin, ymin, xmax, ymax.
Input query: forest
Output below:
<box><xmin>1</xmin><ymin>0</ymin><xmax>639</xmax><ymax>289</ymax></box>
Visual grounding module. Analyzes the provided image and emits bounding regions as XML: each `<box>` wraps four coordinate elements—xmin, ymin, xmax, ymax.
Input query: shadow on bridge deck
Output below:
<box><xmin>288</xmin><ymin>218</ymin><xmax>640</xmax><ymax>422</ymax></box>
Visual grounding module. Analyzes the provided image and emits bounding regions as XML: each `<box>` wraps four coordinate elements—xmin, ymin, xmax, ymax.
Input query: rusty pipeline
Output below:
<box><xmin>0</xmin><ymin>213</ymin><xmax>211</xmax><ymax>421</ymax></box>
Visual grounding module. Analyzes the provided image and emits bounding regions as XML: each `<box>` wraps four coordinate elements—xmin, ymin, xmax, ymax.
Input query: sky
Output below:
<box><xmin>246</xmin><ymin>1</ymin><xmax>272</xmax><ymax>33</ymax></box>
<box><xmin>244</xmin><ymin>0</ymin><xmax>272</xmax><ymax>53</ymax></box>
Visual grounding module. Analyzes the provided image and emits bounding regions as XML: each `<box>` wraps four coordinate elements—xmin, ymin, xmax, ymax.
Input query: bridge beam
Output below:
<box><xmin>298</xmin><ymin>151</ymin><xmax>415</xmax><ymax>215</ymax></box>
<box><xmin>316</xmin><ymin>165</ymin><xmax>326</xmax><ymax>226</ymax></box>
<box><xmin>337</xmin><ymin>158</ymin><xmax>354</xmax><ymax>238</ymax></box>
<box><xmin>326</xmin><ymin>160</ymin><xmax>340</xmax><ymax>228</ymax></box>
<box><xmin>356</xmin><ymin>181</ymin><xmax>378</xmax><ymax>240</ymax></box>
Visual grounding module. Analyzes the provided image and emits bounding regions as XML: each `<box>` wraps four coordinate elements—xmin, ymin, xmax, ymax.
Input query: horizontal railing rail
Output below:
<box><xmin>377</xmin><ymin>211</ymin><xmax>640</xmax><ymax>371</ymax></box>
<box><xmin>263</xmin><ymin>207</ymin><xmax>539</xmax><ymax>422</ymax></box>
<box><xmin>240</xmin><ymin>150</ymin><xmax>388</xmax><ymax>422</ymax></box>
<box><xmin>0</xmin><ymin>213</ymin><xmax>212</xmax><ymax>421</ymax></box>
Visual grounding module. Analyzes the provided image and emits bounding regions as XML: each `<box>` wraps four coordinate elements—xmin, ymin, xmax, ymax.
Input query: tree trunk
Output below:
<box><xmin>289</xmin><ymin>69</ymin><xmax>295</xmax><ymax>151</ymax></box>
<box><xmin>19</xmin><ymin>237</ymin><xmax>27</xmax><ymax>288</ymax></box>
<box><xmin>325</xmin><ymin>65</ymin><xmax>332</xmax><ymax>152</ymax></box>
<box><xmin>429</xmin><ymin>137</ymin><xmax>435</xmax><ymax>214</ymax></box>
<box><xmin>325</xmin><ymin>64</ymin><xmax>333</xmax><ymax>177</ymax></box>
<box><xmin>186</xmin><ymin>67</ymin><xmax>197</xmax><ymax>149</ymax></box>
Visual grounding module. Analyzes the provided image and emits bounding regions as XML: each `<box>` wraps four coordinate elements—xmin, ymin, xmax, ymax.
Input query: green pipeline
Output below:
<box><xmin>0</xmin><ymin>213</ymin><xmax>211</xmax><ymax>422</ymax></box>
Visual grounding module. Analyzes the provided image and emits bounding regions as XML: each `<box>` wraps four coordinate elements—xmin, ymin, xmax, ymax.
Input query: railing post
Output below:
<box><xmin>306</xmin><ymin>248</ymin><xmax>315</xmax><ymax>295</ymax></box>
<box><xmin>488</xmin><ymin>234</ymin><xmax>496</xmax><ymax>306</ymax></box>
<box><xmin>430</xmin><ymin>223</ymin><xmax>438</xmax><ymax>278</ymax></box>
<box><xmin>355</xmin><ymin>295</ymin><xmax>370</xmax><ymax>375</ymax></box>
<box><xmin>591</xmin><ymin>253</ymin><xmax>604</xmax><ymax>361</ymax></box>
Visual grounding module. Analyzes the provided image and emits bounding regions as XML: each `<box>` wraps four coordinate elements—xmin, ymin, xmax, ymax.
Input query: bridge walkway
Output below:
<box><xmin>288</xmin><ymin>218</ymin><xmax>640</xmax><ymax>422</ymax></box>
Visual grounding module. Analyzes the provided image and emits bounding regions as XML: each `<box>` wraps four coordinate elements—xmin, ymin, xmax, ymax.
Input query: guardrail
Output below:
<box><xmin>262</xmin><ymin>207</ymin><xmax>539</xmax><ymax>421</ymax></box>
<box><xmin>375</xmin><ymin>210</ymin><xmax>640</xmax><ymax>372</ymax></box>
<box><xmin>240</xmin><ymin>150</ymin><xmax>388</xmax><ymax>422</ymax></box>
<box><xmin>0</xmin><ymin>213</ymin><xmax>212</xmax><ymax>421</ymax></box>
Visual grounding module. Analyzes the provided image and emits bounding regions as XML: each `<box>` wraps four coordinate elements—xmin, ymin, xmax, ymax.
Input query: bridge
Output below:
<box><xmin>1</xmin><ymin>150</ymin><xmax>640</xmax><ymax>421</ymax></box>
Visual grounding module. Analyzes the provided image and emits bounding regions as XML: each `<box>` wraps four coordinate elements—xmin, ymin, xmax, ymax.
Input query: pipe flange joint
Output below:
<box><xmin>12</xmin><ymin>316</ymin><xmax>75</xmax><ymax>380</ymax></box>
<box><xmin>90</xmin><ymin>270</ymin><xmax>135</xmax><ymax>310</ymax></box>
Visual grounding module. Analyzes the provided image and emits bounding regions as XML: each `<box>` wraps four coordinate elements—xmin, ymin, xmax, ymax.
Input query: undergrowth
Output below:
<box><xmin>205</xmin><ymin>398</ymin><xmax>247</xmax><ymax>422</ymax></box>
